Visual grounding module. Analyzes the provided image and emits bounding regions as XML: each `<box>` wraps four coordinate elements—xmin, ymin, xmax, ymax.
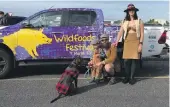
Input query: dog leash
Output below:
<box><xmin>84</xmin><ymin>66</ymin><xmax>104</xmax><ymax>80</ymax></box>
<box><xmin>84</xmin><ymin>66</ymin><xmax>91</xmax><ymax>79</ymax></box>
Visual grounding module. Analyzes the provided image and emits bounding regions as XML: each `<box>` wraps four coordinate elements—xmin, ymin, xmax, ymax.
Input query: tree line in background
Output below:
<box><xmin>146</xmin><ymin>19</ymin><xmax>169</xmax><ymax>26</ymax></box>
<box><xmin>113</xmin><ymin>19</ymin><xmax>169</xmax><ymax>26</ymax></box>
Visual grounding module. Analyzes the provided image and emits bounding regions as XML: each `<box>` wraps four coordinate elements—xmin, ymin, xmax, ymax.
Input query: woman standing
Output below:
<box><xmin>113</xmin><ymin>4</ymin><xmax>144</xmax><ymax>85</ymax></box>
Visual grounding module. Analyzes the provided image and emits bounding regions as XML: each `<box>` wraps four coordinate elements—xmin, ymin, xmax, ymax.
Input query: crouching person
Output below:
<box><xmin>88</xmin><ymin>38</ymin><xmax>104</xmax><ymax>84</ymax></box>
<box><xmin>96</xmin><ymin>34</ymin><xmax>118</xmax><ymax>85</ymax></box>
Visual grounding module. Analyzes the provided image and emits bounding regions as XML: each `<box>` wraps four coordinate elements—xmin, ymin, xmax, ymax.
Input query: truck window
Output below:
<box><xmin>29</xmin><ymin>11</ymin><xmax>63</xmax><ymax>27</ymax></box>
<box><xmin>68</xmin><ymin>11</ymin><xmax>96</xmax><ymax>26</ymax></box>
<box><xmin>6</xmin><ymin>17</ymin><xmax>26</xmax><ymax>25</ymax></box>
<box><xmin>0</xmin><ymin>16</ymin><xmax>26</xmax><ymax>26</ymax></box>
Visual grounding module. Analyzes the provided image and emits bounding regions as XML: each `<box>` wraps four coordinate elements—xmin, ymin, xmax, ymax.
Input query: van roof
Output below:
<box><xmin>42</xmin><ymin>8</ymin><xmax>101</xmax><ymax>12</ymax></box>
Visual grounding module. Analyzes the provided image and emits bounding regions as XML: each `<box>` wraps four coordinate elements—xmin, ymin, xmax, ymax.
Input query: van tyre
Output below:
<box><xmin>0</xmin><ymin>49</ymin><xmax>13</xmax><ymax>79</ymax></box>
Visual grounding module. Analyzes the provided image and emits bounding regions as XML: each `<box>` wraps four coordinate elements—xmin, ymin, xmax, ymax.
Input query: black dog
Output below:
<box><xmin>50</xmin><ymin>56</ymin><xmax>83</xmax><ymax>103</ymax></box>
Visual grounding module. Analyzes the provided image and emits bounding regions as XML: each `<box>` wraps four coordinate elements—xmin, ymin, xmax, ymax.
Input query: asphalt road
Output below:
<box><xmin>0</xmin><ymin>59</ymin><xmax>169</xmax><ymax>107</ymax></box>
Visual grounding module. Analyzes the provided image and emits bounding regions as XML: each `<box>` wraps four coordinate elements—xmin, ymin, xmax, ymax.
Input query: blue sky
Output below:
<box><xmin>0</xmin><ymin>1</ymin><xmax>169</xmax><ymax>21</ymax></box>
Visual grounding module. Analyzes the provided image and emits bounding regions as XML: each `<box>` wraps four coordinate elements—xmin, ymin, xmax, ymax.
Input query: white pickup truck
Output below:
<box><xmin>104</xmin><ymin>24</ymin><xmax>169</xmax><ymax>58</ymax></box>
<box><xmin>165</xmin><ymin>27</ymin><xmax>170</xmax><ymax>54</ymax></box>
<box><xmin>142</xmin><ymin>24</ymin><xmax>169</xmax><ymax>58</ymax></box>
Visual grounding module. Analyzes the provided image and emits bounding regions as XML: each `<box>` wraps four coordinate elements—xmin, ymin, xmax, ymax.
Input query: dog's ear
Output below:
<box><xmin>78</xmin><ymin>55</ymin><xmax>83</xmax><ymax>60</ymax></box>
<box><xmin>74</xmin><ymin>55</ymin><xmax>81</xmax><ymax>59</ymax></box>
<box><xmin>73</xmin><ymin>55</ymin><xmax>83</xmax><ymax>67</ymax></box>
<box><xmin>74</xmin><ymin>55</ymin><xmax>81</xmax><ymax>61</ymax></box>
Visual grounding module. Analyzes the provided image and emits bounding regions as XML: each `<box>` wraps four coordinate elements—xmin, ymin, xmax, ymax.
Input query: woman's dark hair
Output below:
<box><xmin>125</xmin><ymin>11</ymin><xmax>138</xmax><ymax>21</ymax></box>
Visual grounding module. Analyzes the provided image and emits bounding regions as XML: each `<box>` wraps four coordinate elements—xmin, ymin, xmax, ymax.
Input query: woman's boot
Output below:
<box><xmin>129</xmin><ymin>59</ymin><xmax>138</xmax><ymax>85</ymax></box>
<box><xmin>122</xmin><ymin>59</ymin><xmax>131</xmax><ymax>84</ymax></box>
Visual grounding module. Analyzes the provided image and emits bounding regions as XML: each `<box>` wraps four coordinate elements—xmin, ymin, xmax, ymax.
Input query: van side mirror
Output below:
<box><xmin>23</xmin><ymin>23</ymin><xmax>34</xmax><ymax>28</ymax></box>
<box><xmin>21</xmin><ymin>21</ymin><xmax>34</xmax><ymax>28</ymax></box>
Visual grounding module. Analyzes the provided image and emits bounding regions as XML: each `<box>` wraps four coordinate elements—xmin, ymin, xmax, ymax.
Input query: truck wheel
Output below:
<box><xmin>0</xmin><ymin>49</ymin><xmax>14</xmax><ymax>79</ymax></box>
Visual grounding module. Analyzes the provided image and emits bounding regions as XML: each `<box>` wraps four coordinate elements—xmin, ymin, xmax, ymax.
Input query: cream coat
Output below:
<box><xmin>122</xmin><ymin>19</ymin><xmax>141</xmax><ymax>39</ymax></box>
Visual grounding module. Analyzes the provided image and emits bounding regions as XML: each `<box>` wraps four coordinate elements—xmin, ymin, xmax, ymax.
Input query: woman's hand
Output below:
<box><xmin>88</xmin><ymin>61</ymin><xmax>93</xmax><ymax>66</ymax></box>
<box><xmin>112</xmin><ymin>41</ymin><xmax>118</xmax><ymax>47</ymax></box>
<box><xmin>138</xmin><ymin>44</ymin><xmax>143</xmax><ymax>53</ymax></box>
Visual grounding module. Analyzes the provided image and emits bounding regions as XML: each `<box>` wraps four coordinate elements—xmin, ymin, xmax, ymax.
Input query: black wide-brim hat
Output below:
<box><xmin>124</xmin><ymin>3</ymin><xmax>139</xmax><ymax>12</ymax></box>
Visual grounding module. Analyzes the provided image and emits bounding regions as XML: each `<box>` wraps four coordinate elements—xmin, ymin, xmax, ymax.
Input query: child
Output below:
<box><xmin>88</xmin><ymin>38</ymin><xmax>105</xmax><ymax>84</ymax></box>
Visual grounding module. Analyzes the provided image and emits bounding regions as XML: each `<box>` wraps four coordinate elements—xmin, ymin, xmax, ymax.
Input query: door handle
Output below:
<box><xmin>88</xmin><ymin>31</ymin><xmax>97</xmax><ymax>33</ymax></box>
<box><xmin>51</xmin><ymin>32</ymin><xmax>63</xmax><ymax>34</ymax></box>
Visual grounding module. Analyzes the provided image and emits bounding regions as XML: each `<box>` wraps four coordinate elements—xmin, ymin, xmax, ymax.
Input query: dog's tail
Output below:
<box><xmin>50</xmin><ymin>93</ymin><xmax>62</xmax><ymax>103</ymax></box>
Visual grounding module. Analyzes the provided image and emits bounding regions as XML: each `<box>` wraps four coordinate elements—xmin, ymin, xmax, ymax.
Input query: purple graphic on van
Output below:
<box><xmin>104</xmin><ymin>26</ymin><xmax>121</xmax><ymax>43</ymax></box>
<box><xmin>0</xmin><ymin>8</ymin><xmax>115</xmax><ymax>61</ymax></box>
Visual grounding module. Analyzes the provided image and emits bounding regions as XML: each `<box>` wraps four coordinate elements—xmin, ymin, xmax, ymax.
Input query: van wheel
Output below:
<box><xmin>0</xmin><ymin>49</ymin><xmax>13</xmax><ymax>79</ymax></box>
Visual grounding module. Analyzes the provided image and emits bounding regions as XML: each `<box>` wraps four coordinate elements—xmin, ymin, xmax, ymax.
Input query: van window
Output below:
<box><xmin>68</xmin><ymin>11</ymin><xmax>96</xmax><ymax>26</ymax></box>
<box><xmin>29</xmin><ymin>11</ymin><xmax>62</xmax><ymax>27</ymax></box>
